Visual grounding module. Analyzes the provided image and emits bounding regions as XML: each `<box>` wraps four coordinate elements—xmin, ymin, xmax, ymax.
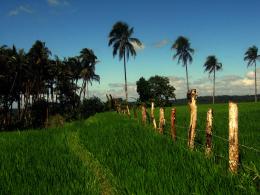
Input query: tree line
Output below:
<box><xmin>1</xmin><ymin>21</ymin><xmax>259</xmax><ymax>130</ymax></box>
<box><xmin>0</xmin><ymin>40</ymin><xmax>101</xmax><ymax>130</ymax></box>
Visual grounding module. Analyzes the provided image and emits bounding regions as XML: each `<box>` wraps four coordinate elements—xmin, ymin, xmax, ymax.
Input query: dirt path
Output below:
<box><xmin>67</xmin><ymin>131</ymin><xmax>117</xmax><ymax>195</ymax></box>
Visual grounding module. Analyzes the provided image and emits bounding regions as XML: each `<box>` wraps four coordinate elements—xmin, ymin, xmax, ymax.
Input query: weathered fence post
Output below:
<box><xmin>141</xmin><ymin>104</ymin><xmax>147</xmax><ymax>124</ymax></box>
<box><xmin>126</xmin><ymin>105</ymin><xmax>130</xmax><ymax>117</ymax></box>
<box><xmin>229</xmin><ymin>102</ymin><xmax>239</xmax><ymax>173</ymax></box>
<box><xmin>171</xmin><ymin>108</ymin><xmax>177</xmax><ymax>141</ymax></box>
<box><xmin>158</xmin><ymin>107</ymin><xmax>165</xmax><ymax>134</ymax></box>
<box><xmin>151</xmin><ymin>101</ymin><xmax>157</xmax><ymax>129</ymax></box>
<box><xmin>187</xmin><ymin>89</ymin><xmax>197</xmax><ymax>150</ymax></box>
<box><xmin>205</xmin><ymin>108</ymin><xmax>213</xmax><ymax>156</ymax></box>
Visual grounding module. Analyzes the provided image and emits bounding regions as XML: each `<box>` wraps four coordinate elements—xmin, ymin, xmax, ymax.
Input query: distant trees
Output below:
<box><xmin>0</xmin><ymin>40</ymin><xmax>100</xmax><ymax>130</ymax></box>
<box><xmin>108</xmin><ymin>21</ymin><xmax>142</xmax><ymax>105</ymax></box>
<box><xmin>171</xmin><ymin>36</ymin><xmax>194</xmax><ymax>92</ymax></box>
<box><xmin>136</xmin><ymin>75</ymin><xmax>176</xmax><ymax>105</ymax></box>
<box><xmin>203</xmin><ymin>55</ymin><xmax>223</xmax><ymax>104</ymax></box>
<box><xmin>244</xmin><ymin>46</ymin><xmax>260</xmax><ymax>102</ymax></box>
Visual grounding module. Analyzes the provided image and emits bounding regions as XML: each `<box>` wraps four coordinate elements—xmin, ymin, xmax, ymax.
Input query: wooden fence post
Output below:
<box><xmin>187</xmin><ymin>89</ymin><xmax>197</xmax><ymax>150</ymax></box>
<box><xmin>151</xmin><ymin>101</ymin><xmax>157</xmax><ymax>129</ymax></box>
<box><xmin>158</xmin><ymin>107</ymin><xmax>165</xmax><ymax>134</ymax></box>
<box><xmin>141</xmin><ymin>104</ymin><xmax>147</xmax><ymax>124</ymax></box>
<box><xmin>229</xmin><ymin>102</ymin><xmax>239</xmax><ymax>173</ymax></box>
<box><xmin>126</xmin><ymin>105</ymin><xmax>130</xmax><ymax>117</ymax></box>
<box><xmin>171</xmin><ymin>108</ymin><xmax>177</xmax><ymax>141</ymax></box>
<box><xmin>205</xmin><ymin>108</ymin><xmax>213</xmax><ymax>156</ymax></box>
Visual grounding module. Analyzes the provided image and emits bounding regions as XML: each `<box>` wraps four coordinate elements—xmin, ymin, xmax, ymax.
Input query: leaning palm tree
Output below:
<box><xmin>244</xmin><ymin>45</ymin><xmax>260</xmax><ymax>102</ymax></box>
<box><xmin>171</xmin><ymin>36</ymin><xmax>194</xmax><ymax>92</ymax></box>
<box><xmin>108</xmin><ymin>21</ymin><xmax>142</xmax><ymax>104</ymax></box>
<box><xmin>203</xmin><ymin>55</ymin><xmax>223</xmax><ymax>104</ymax></box>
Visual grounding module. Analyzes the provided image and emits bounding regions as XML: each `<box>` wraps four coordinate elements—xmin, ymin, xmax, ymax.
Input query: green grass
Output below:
<box><xmin>0</xmin><ymin>127</ymin><xmax>100</xmax><ymax>194</ymax></box>
<box><xmin>0</xmin><ymin>102</ymin><xmax>259</xmax><ymax>194</ymax></box>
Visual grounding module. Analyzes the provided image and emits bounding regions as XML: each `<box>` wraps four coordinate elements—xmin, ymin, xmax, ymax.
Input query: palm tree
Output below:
<box><xmin>27</xmin><ymin>40</ymin><xmax>51</xmax><ymax>102</ymax></box>
<box><xmin>203</xmin><ymin>55</ymin><xmax>222</xmax><ymax>104</ymax></box>
<box><xmin>171</xmin><ymin>36</ymin><xmax>194</xmax><ymax>92</ymax></box>
<box><xmin>108</xmin><ymin>21</ymin><xmax>142</xmax><ymax>103</ymax></box>
<box><xmin>79</xmin><ymin>48</ymin><xmax>100</xmax><ymax>99</ymax></box>
<box><xmin>244</xmin><ymin>45</ymin><xmax>260</xmax><ymax>102</ymax></box>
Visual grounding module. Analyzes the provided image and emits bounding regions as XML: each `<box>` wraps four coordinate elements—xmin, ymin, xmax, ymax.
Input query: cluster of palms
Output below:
<box><xmin>109</xmin><ymin>21</ymin><xmax>259</xmax><ymax>104</ymax></box>
<box><xmin>0</xmin><ymin>40</ymin><xmax>99</xmax><ymax>129</ymax></box>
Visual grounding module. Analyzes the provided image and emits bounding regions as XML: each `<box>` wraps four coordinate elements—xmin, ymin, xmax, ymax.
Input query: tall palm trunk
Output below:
<box><xmin>75</xmin><ymin>78</ymin><xmax>78</xmax><ymax>96</ymax></box>
<box><xmin>213</xmin><ymin>69</ymin><xmax>215</xmax><ymax>104</ymax></box>
<box><xmin>86</xmin><ymin>80</ymin><xmax>89</xmax><ymax>99</ymax></box>
<box><xmin>51</xmin><ymin>83</ymin><xmax>54</xmax><ymax>103</ymax></box>
<box><xmin>83</xmin><ymin>81</ymin><xmax>86</xmax><ymax>99</ymax></box>
<box><xmin>79</xmin><ymin>80</ymin><xmax>86</xmax><ymax>100</ymax></box>
<box><xmin>185</xmin><ymin>64</ymin><xmax>189</xmax><ymax>92</ymax></box>
<box><xmin>18</xmin><ymin>93</ymin><xmax>21</xmax><ymax>120</ymax></box>
<box><xmin>255</xmin><ymin>62</ymin><xmax>257</xmax><ymax>102</ymax></box>
<box><xmin>123</xmin><ymin>51</ymin><xmax>128</xmax><ymax>102</ymax></box>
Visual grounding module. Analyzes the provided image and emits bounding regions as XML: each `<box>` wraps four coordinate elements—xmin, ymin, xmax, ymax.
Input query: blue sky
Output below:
<box><xmin>1</xmin><ymin>0</ymin><xmax>260</xmax><ymax>99</ymax></box>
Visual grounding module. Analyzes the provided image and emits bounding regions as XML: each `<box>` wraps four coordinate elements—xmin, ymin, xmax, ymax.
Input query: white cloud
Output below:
<box><xmin>153</xmin><ymin>39</ymin><xmax>170</xmax><ymax>48</ymax></box>
<box><xmin>47</xmin><ymin>0</ymin><xmax>59</xmax><ymax>6</ymax></box>
<box><xmin>88</xmin><ymin>68</ymin><xmax>260</xmax><ymax>101</ymax></box>
<box><xmin>108</xmin><ymin>82</ymin><xmax>136</xmax><ymax>88</ymax></box>
<box><xmin>90</xmin><ymin>84</ymin><xmax>138</xmax><ymax>101</ymax></box>
<box><xmin>8</xmin><ymin>5</ymin><xmax>33</xmax><ymax>16</ymax></box>
<box><xmin>47</xmin><ymin>0</ymin><xmax>70</xmax><ymax>7</ymax></box>
<box><xmin>168</xmin><ymin>68</ymin><xmax>260</xmax><ymax>99</ymax></box>
<box><xmin>131</xmin><ymin>41</ymin><xmax>145</xmax><ymax>51</ymax></box>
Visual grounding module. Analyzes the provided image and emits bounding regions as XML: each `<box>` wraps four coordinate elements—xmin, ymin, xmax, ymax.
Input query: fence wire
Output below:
<box><xmin>174</xmin><ymin>124</ymin><xmax>260</xmax><ymax>153</ymax></box>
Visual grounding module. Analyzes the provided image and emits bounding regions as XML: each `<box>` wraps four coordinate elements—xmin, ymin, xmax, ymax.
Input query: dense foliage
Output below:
<box><xmin>0</xmin><ymin>41</ymin><xmax>100</xmax><ymax>130</ymax></box>
<box><xmin>136</xmin><ymin>75</ymin><xmax>176</xmax><ymax>106</ymax></box>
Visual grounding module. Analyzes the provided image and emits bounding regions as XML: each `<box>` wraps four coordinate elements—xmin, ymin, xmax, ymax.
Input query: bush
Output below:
<box><xmin>47</xmin><ymin>114</ymin><xmax>64</xmax><ymax>128</ymax></box>
<box><xmin>80</xmin><ymin>97</ymin><xmax>104</xmax><ymax>119</ymax></box>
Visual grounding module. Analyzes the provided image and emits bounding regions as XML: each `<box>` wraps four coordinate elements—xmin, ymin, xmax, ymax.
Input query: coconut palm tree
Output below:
<box><xmin>108</xmin><ymin>21</ymin><xmax>142</xmax><ymax>103</ymax></box>
<box><xmin>27</xmin><ymin>40</ymin><xmax>51</xmax><ymax>101</ymax></box>
<box><xmin>244</xmin><ymin>45</ymin><xmax>260</xmax><ymax>102</ymax></box>
<box><xmin>171</xmin><ymin>36</ymin><xmax>194</xmax><ymax>92</ymax></box>
<box><xmin>203</xmin><ymin>55</ymin><xmax>222</xmax><ymax>104</ymax></box>
<box><xmin>79</xmin><ymin>48</ymin><xmax>100</xmax><ymax>99</ymax></box>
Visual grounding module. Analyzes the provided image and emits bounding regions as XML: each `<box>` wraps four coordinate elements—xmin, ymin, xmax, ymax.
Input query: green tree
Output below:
<box><xmin>108</xmin><ymin>21</ymin><xmax>142</xmax><ymax>103</ymax></box>
<box><xmin>203</xmin><ymin>55</ymin><xmax>223</xmax><ymax>104</ymax></box>
<box><xmin>149</xmin><ymin>75</ymin><xmax>176</xmax><ymax>105</ymax></box>
<box><xmin>136</xmin><ymin>75</ymin><xmax>175</xmax><ymax>105</ymax></box>
<box><xmin>171</xmin><ymin>36</ymin><xmax>194</xmax><ymax>92</ymax></box>
<box><xmin>244</xmin><ymin>45</ymin><xmax>260</xmax><ymax>102</ymax></box>
<box><xmin>136</xmin><ymin>77</ymin><xmax>151</xmax><ymax>102</ymax></box>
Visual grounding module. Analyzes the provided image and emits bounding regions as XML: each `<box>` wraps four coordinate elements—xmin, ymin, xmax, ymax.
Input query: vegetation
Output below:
<box><xmin>0</xmin><ymin>41</ymin><xmax>100</xmax><ymax>130</ymax></box>
<box><xmin>244</xmin><ymin>45</ymin><xmax>260</xmax><ymax>102</ymax></box>
<box><xmin>203</xmin><ymin>55</ymin><xmax>223</xmax><ymax>104</ymax></box>
<box><xmin>0</xmin><ymin>102</ymin><xmax>259</xmax><ymax>194</ymax></box>
<box><xmin>171</xmin><ymin>36</ymin><xmax>194</xmax><ymax>92</ymax></box>
<box><xmin>108</xmin><ymin>21</ymin><xmax>142</xmax><ymax>104</ymax></box>
<box><xmin>136</xmin><ymin>75</ymin><xmax>176</xmax><ymax>106</ymax></box>
<box><xmin>0</xmin><ymin>127</ymin><xmax>100</xmax><ymax>194</ymax></box>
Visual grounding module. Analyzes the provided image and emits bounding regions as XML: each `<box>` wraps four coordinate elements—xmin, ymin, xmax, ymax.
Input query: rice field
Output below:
<box><xmin>0</xmin><ymin>102</ymin><xmax>259</xmax><ymax>194</ymax></box>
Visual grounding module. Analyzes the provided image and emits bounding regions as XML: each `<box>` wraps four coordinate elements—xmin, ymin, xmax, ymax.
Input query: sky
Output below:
<box><xmin>1</xmin><ymin>0</ymin><xmax>260</xmax><ymax>100</ymax></box>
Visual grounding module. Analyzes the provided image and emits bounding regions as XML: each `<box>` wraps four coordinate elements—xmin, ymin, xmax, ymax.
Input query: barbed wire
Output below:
<box><xmin>130</xmin><ymin>114</ymin><xmax>259</xmax><ymax>170</ymax></box>
<box><xmin>174</xmin><ymin>124</ymin><xmax>260</xmax><ymax>153</ymax></box>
